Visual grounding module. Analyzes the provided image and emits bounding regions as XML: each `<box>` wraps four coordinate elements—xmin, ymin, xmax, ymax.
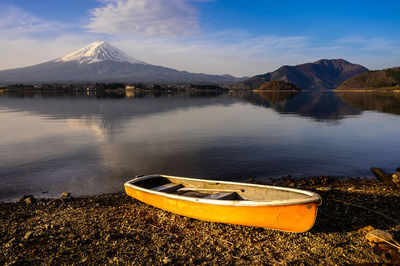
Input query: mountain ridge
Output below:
<box><xmin>235</xmin><ymin>59</ymin><xmax>369</xmax><ymax>90</ymax></box>
<box><xmin>336</xmin><ymin>66</ymin><xmax>400</xmax><ymax>90</ymax></box>
<box><xmin>55</xmin><ymin>41</ymin><xmax>147</xmax><ymax>65</ymax></box>
<box><xmin>0</xmin><ymin>42</ymin><xmax>245</xmax><ymax>84</ymax></box>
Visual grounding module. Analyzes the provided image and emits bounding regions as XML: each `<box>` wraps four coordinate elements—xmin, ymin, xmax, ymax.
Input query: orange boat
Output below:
<box><xmin>124</xmin><ymin>174</ymin><xmax>322</xmax><ymax>233</ymax></box>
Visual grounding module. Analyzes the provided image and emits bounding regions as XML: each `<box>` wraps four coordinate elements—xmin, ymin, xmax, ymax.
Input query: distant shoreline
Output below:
<box><xmin>334</xmin><ymin>89</ymin><xmax>400</xmax><ymax>92</ymax></box>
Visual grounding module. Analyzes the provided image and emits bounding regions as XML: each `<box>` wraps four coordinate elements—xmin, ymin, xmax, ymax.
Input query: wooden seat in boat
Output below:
<box><xmin>204</xmin><ymin>192</ymin><xmax>237</xmax><ymax>200</ymax></box>
<box><xmin>152</xmin><ymin>183</ymin><xmax>182</xmax><ymax>193</ymax></box>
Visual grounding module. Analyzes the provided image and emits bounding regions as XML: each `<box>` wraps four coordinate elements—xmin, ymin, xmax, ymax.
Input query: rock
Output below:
<box><xmin>371</xmin><ymin>168</ymin><xmax>396</xmax><ymax>186</ymax></box>
<box><xmin>392</xmin><ymin>173</ymin><xmax>400</xmax><ymax>186</ymax></box>
<box><xmin>20</xmin><ymin>195</ymin><xmax>28</xmax><ymax>201</ymax></box>
<box><xmin>26</xmin><ymin>197</ymin><xmax>36</xmax><ymax>204</ymax></box>
<box><xmin>4</xmin><ymin>237</ymin><xmax>16</xmax><ymax>248</ymax></box>
<box><xmin>365</xmin><ymin>229</ymin><xmax>394</xmax><ymax>244</ymax></box>
<box><xmin>287</xmin><ymin>181</ymin><xmax>295</xmax><ymax>187</ymax></box>
<box><xmin>20</xmin><ymin>195</ymin><xmax>36</xmax><ymax>204</ymax></box>
<box><xmin>20</xmin><ymin>195</ymin><xmax>34</xmax><ymax>202</ymax></box>
<box><xmin>24</xmin><ymin>231</ymin><xmax>34</xmax><ymax>240</ymax></box>
<box><xmin>162</xmin><ymin>257</ymin><xmax>172</xmax><ymax>264</ymax></box>
<box><xmin>53</xmin><ymin>224</ymin><xmax>60</xmax><ymax>231</ymax></box>
<box><xmin>387</xmin><ymin>249</ymin><xmax>400</xmax><ymax>263</ymax></box>
<box><xmin>61</xmin><ymin>192</ymin><xmax>73</xmax><ymax>200</ymax></box>
<box><xmin>61</xmin><ymin>192</ymin><xmax>71</xmax><ymax>197</ymax></box>
<box><xmin>316</xmin><ymin>186</ymin><xmax>332</xmax><ymax>192</ymax></box>
<box><xmin>358</xmin><ymin>225</ymin><xmax>374</xmax><ymax>233</ymax></box>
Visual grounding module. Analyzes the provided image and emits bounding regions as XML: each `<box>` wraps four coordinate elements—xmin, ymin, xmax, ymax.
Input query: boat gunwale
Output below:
<box><xmin>124</xmin><ymin>174</ymin><xmax>322</xmax><ymax>207</ymax></box>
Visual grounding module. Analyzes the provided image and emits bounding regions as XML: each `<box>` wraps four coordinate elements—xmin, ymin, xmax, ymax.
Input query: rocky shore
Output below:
<box><xmin>1</xmin><ymin>176</ymin><xmax>399</xmax><ymax>265</ymax></box>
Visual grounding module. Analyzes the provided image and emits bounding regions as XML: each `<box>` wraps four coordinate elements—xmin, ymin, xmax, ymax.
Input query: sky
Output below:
<box><xmin>0</xmin><ymin>0</ymin><xmax>399</xmax><ymax>77</ymax></box>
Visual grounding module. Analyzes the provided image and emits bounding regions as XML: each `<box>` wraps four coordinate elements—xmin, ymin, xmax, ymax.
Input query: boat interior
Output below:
<box><xmin>128</xmin><ymin>175</ymin><xmax>314</xmax><ymax>202</ymax></box>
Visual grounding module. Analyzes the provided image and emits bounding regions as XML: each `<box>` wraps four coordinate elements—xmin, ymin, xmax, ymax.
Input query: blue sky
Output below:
<box><xmin>0</xmin><ymin>0</ymin><xmax>399</xmax><ymax>76</ymax></box>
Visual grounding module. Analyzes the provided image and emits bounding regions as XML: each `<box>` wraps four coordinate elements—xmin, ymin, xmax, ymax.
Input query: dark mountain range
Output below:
<box><xmin>235</xmin><ymin>59</ymin><xmax>368</xmax><ymax>90</ymax></box>
<box><xmin>336</xmin><ymin>66</ymin><xmax>400</xmax><ymax>90</ymax></box>
<box><xmin>0</xmin><ymin>42</ymin><xmax>245</xmax><ymax>85</ymax></box>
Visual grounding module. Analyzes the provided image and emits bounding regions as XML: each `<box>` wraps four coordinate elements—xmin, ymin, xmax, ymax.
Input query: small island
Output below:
<box><xmin>254</xmin><ymin>80</ymin><xmax>298</xmax><ymax>92</ymax></box>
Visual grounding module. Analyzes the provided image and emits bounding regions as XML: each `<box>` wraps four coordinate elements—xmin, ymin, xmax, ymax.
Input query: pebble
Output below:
<box><xmin>26</xmin><ymin>197</ymin><xmax>36</xmax><ymax>204</ymax></box>
<box><xmin>316</xmin><ymin>186</ymin><xmax>332</xmax><ymax>192</ymax></box>
<box><xmin>162</xmin><ymin>257</ymin><xmax>172</xmax><ymax>263</ymax></box>
<box><xmin>20</xmin><ymin>195</ymin><xmax>36</xmax><ymax>204</ymax></box>
<box><xmin>61</xmin><ymin>192</ymin><xmax>73</xmax><ymax>201</ymax></box>
<box><xmin>24</xmin><ymin>231</ymin><xmax>34</xmax><ymax>240</ymax></box>
<box><xmin>20</xmin><ymin>195</ymin><xmax>30</xmax><ymax>201</ymax></box>
<box><xmin>61</xmin><ymin>192</ymin><xmax>71</xmax><ymax>198</ymax></box>
<box><xmin>392</xmin><ymin>173</ymin><xmax>400</xmax><ymax>186</ymax></box>
<box><xmin>5</xmin><ymin>237</ymin><xmax>16</xmax><ymax>248</ymax></box>
<box><xmin>358</xmin><ymin>225</ymin><xmax>374</xmax><ymax>233</ymax></box>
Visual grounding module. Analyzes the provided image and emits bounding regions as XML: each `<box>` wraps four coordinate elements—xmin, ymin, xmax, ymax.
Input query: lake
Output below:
<box><xmin>1</xmin><ymin>90</ymin><xmax>400</xmax><ymax>201</ymax></box>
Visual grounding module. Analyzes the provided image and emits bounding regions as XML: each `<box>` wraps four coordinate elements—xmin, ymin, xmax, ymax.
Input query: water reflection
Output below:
<box><xmin>241</xmin><ymin>91</ymin><xmax>361</xmax><ymax>121</ymax></box>
<box><xmin>0</xmin><ymin>90</ymin><xmax>366</xmax><ymax>122</ymax></box>
<box><xmin>1</xmin><ymin>91</ymin><xmax>400</xmax><ymax>201</ymax></box>
<box><xmin>0</xmin><ymin>91</ymin><xmax>235</xmax><ymax>141</ymax></box>
<box><xmin>336</xmin><ymin>92</ymin><xmax>400</xmax><ymax>115</ymax></box>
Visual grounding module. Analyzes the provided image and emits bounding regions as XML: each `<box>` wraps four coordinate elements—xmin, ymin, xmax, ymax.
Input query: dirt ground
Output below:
<box><xmin>1</xmin><ymin>176</ymin><xmax>399</xmax><ymax>265</ymax></box>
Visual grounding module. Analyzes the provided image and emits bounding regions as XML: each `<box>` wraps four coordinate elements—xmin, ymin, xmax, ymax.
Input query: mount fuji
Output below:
<box><xmin>0</xmin><ymin>41</ymin><xmax>244</xmax><ymax>84</ymax></box>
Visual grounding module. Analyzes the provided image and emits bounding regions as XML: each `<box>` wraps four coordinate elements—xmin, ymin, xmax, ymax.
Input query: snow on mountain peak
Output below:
<box><xmin>56</xmin><ymin>41</ymin><xmax>147</xmax><ymax>65</ymax></box>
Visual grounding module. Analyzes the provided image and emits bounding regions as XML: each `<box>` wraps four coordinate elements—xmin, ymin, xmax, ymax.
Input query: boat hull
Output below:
<box><xmin>124</xmin><ymin>182</ymin><xmax>319</xmax><ymax>233</ymax></box>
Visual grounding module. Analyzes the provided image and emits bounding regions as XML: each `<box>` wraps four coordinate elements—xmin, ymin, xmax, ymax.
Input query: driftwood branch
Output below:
<box><xmin>331</xmin><ymin>199</ymin><xmax>400</xmax><ymax>225</ymax></box>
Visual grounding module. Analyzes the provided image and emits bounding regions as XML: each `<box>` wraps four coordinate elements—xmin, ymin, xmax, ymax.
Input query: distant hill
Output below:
<box><xmin>235</xmin><ymin>59</ymin><xmax>368</xmax><ymax>90</ymax></box>
<box><xmin>336</xmin><ymin>67</ymin><xmax>400</xmax><ymax>91</ymax></box>
<box><xmin>0</xmin><ymin>41</ymin><xmax>245</xmax><ymax>85</ymax></box>
<box><xmin>257</xmin><ymin>80</ymin><xmax>297</xmax><ymax>91</ymax></box>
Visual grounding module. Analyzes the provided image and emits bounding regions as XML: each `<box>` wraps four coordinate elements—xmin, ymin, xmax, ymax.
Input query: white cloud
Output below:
<box><xmin>0</xmin><ymin>36</ymin><xmax>96</xmax><ymax>70</ymax></box>
<box><xmin>0</xmin><ymin>5</ymin><xmax>67</xmax><ymax>36</ymax></box>
<box><xmin>336</xmin><ymin>36</ymin><xmax>400</xmax><ymax>53</ymax></box>
<box><xmin>111</xmin><ymin>33</ymin><xmax>310</xmax><ymax>76</ymax></box>
<box><xmin>0</xmin><ymin>3</ymin><xmax>399</xmax><ymax>76</ymax></box>
<box><xmin>0</xmin><ymin>3</ymin><xmax>311</xmax><ymax>76</ymax></box>
<box><xmin>0</xmin><ymin>5</ymin><xmax>96</xmax><ymax>70</ymax></box>
<box><xmin>85</xmin><ymin>0</ymin><xmax>198</xmax><ymax>36</ymax></box>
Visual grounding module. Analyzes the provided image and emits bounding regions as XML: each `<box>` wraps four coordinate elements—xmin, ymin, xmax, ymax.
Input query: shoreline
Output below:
<box><xmin>1</xmin><ymin>177</ymin><xmax>399</xmax><ymax>264</ymax></box>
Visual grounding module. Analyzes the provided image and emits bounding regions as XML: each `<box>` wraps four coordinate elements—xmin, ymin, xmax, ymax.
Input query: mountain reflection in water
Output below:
<box><xmin>242</xmin><ymin>91</ymin><xmax>361</xmax><ymax>120</ymax></box>
<box><xmin>336</xmin><ymin>91</ymin><xmax>400</xmax><ymax>115</ymax></box>
<box><xmin>1</xmin><ymin>90</ymin><xmax>400</xmax><ymax>201</ymax></box>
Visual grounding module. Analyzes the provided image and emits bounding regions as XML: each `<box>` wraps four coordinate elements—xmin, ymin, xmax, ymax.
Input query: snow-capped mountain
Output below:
<box><xmin>0</xmin><ymin>42</ymin><xmax>244</xmax><ymax>84</ymax></box>
<box><xmin>56</xmin><ymin>41</ymin><xmax>147</xmax><ymax>65</ymax></box>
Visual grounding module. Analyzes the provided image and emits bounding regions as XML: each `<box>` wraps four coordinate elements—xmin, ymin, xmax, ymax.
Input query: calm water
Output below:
<box><xmin>1</xmin><ymin>90</ymin><xmax>400</xmax><ymax>201</ymax></box>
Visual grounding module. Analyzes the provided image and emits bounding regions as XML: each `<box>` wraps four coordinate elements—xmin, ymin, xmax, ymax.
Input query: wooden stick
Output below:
<box><xmin>368</xmin><ymin>233</ymin><xmax>400</xmax><ymax>250</ymax></box>
<box><xmin>331</xmin><ymin>199</ymin><xmax>400</xmax><ymax>224</ymax></box>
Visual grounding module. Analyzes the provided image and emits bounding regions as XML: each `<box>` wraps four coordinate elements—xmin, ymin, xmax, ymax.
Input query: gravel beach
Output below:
<box><xmin>1</xmin><ymin>177</ymin><xmax>399</xmax><ymax>265</ymax></box>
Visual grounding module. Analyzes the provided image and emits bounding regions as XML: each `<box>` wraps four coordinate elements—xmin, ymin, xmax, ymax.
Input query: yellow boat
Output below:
<box><xmin>124</xmin><ymin>174</ymin><xmax>322</xmax><ymax>233</ymax></box>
